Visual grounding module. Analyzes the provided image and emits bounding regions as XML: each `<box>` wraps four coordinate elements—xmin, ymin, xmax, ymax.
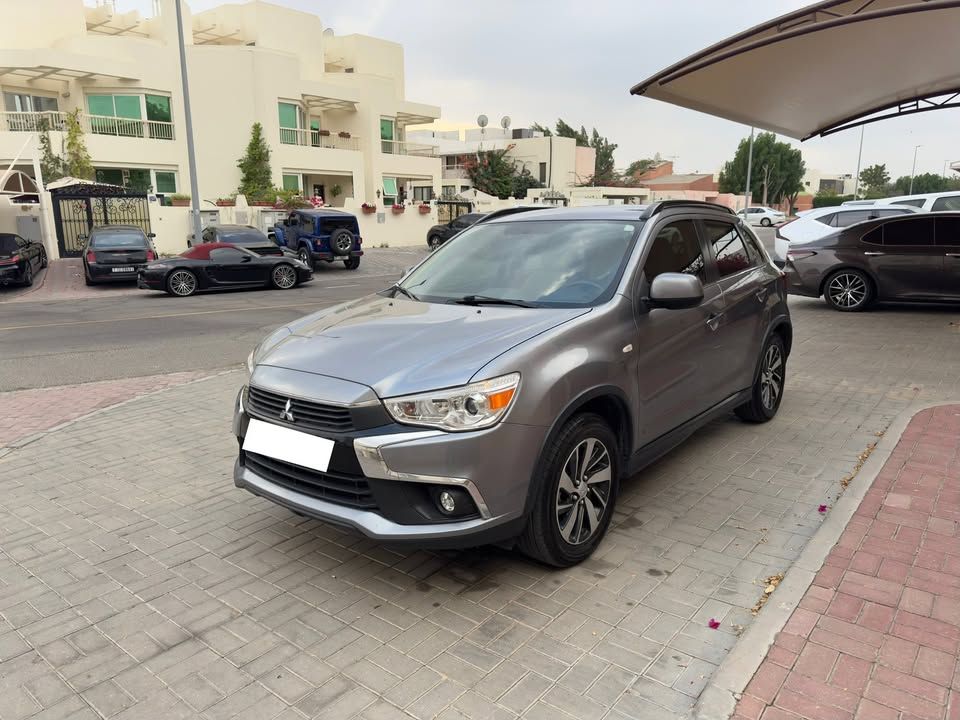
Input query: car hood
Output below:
<box><xmin>261</xmin><ymin>294</ymin><xmax>589</xmax><ymax>397</ymax></box>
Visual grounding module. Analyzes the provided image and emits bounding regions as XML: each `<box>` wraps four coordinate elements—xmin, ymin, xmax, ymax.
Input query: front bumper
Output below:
<box><xmin>231</xmin><ymin>381</ymin><xmax>542</xmax><ymax>546</ymax></box>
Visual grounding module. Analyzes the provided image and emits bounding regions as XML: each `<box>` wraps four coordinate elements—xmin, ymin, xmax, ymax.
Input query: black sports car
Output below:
<box><xmin>0</xmin><ymin>233</ymin><xmax>47</xmax><ymax>288</ymax></box>
<box><xmin>138</xmin><ymin>242</ymin><xmax>312</xmax><ymax>297</ymax></box>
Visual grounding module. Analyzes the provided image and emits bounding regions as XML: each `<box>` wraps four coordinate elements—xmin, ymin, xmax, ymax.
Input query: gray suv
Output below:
<box><xmin>234</xmin><ymin>202</ymin><xmax>791</xmax><ymax>566</ymax></box>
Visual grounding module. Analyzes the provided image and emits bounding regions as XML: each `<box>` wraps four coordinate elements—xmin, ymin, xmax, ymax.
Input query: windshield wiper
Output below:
<box><xmin>391</xmin><ymin>284</ymin><xmax>419</xmax><ymax>301</ymax></box>
<box><xmin>451</xmin><ymin>295</ymin><xmax>535</xmax><ymax>308</ymax></box>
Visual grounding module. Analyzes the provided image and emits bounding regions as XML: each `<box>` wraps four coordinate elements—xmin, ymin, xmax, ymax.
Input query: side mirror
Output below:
<box><xmin>648</xmin><ymin>273</ymin><xmax>704</xmax><ymax>310</ymax></box>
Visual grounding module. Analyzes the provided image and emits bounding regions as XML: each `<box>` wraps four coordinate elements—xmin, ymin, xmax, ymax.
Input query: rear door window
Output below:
<box><xmin>935</xmin><ymin>217</ymin><xmax>960</xmax><ymax>246</ymax></box>
<box><xmin>703</xmin><ymin>221</ymin><xmax>754</xmax><ymax>277</ymax></box>
<box><xmin>883</xmin><ymin>217</ymin><xmax>935</xmax><ymax>246</ymax></box>
<box><xmin>931</xmin><ymin>195</ymin><xmax>960</xmax><ymax>212</ymax></box>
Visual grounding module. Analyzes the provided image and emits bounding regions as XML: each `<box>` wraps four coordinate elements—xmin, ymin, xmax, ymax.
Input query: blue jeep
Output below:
<box><xmin>273</xmin><ymin>209</ymin><xmax>363</xmax><ymax>270</ymax></box>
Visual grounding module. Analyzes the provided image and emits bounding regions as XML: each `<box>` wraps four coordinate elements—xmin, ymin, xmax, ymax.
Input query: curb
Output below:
<box><xmin>0</xmin><ymin>265</ymin><xmax>48</xmax><ymax>304</ymax></box>
<box><xmin>0</xmin><ymin>368</ymin><xmax>241</xmax><ymax>454</ymax></box>
<box><xmin>695</xmin><ymin>398</ymin><xmax>960</xmax><ymax>720</ymax></box>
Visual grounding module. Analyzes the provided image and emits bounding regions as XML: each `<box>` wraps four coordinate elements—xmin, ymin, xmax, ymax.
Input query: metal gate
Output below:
<box><xmin>52</xmin><ymin>188</ymin><xmax>151</xmax><ymax>257</ymax></box>
<box><xmin>436</xmin><ymin>200</ymin><xmax>473</xmax><ymax>224</ymax></box>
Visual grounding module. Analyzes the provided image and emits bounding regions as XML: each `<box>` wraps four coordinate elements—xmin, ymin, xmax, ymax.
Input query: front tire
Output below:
<box><xmin>167</xmin><ymin>269</ymin><xmax>197</xmax><ymax>297</ymax></box>
<box><xmin>271</xmin><ymin>263</ymin><xmax>297</xmax><ymax>289</ymax></box>
<box><xmin>519</xmin><ymin>414</ymin><xmax>619</xmax><ymax>567</ymax></box>
<box><xmin>735</xmin><ymin>334</ymin><xmax>786</xmax><ymax>423</ymax></box>
<box><xmin>761</xmin><ymin>217</ymin><xmax>772</xmax><ymax>227</ymax></box>
<box><xmin>343</xmin><ymin>257</ymin><xmax>360</xmax><ymax>270</ymax></box>
<box><xmin>824</xmin><ymin>269</ymin><xmax>873</xmax><ymax>312</ymax></box>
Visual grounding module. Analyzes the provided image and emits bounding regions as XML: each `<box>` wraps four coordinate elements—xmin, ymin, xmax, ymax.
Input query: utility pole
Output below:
<box><xmin>853</xmin><ymin>125</ymin><xmax>865</xmax><ymax>199</ymax></box>
<box><xmin>742</xmin><ymin>127</ymin><xmax>755</xmax><ymax>211</ymax></box>
<box><xmin>173</xmin><ymin>0</ymin><xmax>203</xmax><ymax>246</ymax></box>
<box><xmin>909</xmin><ymin>144</ymin><xmax>922</xmax><ymax>195</ymax></box>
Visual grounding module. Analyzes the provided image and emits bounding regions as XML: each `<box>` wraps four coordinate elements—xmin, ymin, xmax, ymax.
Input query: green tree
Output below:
<box><xmin>530</xmin><ymin>122</ymin><xmax>552</xmax><ymax>137</ymax></box>
<box><xmin>624</xmin><ymin>158</ymin><xmax>658</xmax><ymax>179</ymax></box>
<box><xmin>237</xmin><ymin>122</ymin><xmax>273</xmax><ymax>201</ymax></box>
<box><xmin>718</xmin><ymin>132</ymin><xmax>805</xmax><ymax>205</ymax></box>
<box><xmin>63</xmin><ymin>109</ymin><xmax>93</xmax><ymax>180</ymax></box>
<box><xmin>858</xmin><ymin>163</ymin><xmax>890</xmax><ymax>197</ymax></box>
<box><xmin>464</xmin><ymin>148</ymin><xmax>516</xmax><ymax>199</ymax></box>
<box><xmin>554</xmin><ymin>119</ymin><xmax>589</xmax><ymax>147</ymax></box>
<box><xmin>511</xmin><ymin>166</ymin><xmax>544</xmax><ymax>198</ymax></box>
<box><xmin>892</xmin><ymin>173</ymin><xmax>960</xmax><ymax>195</ymax></box>
<box><xmin>37</xmin><ymin>117</ymin><xmax>65</xmax><ymax>182</ymax></box>
<box><xmin>588</xmin><ymin>128</ymin><xmax>618</xmax><ymax>186</ymax></box>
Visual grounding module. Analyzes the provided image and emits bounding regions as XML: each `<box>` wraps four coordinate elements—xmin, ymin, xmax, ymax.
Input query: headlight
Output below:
<box><xmin>384</xmin><ymin>373</ymin><xmax>520</xmax><ymax>431</ymax></box>
<box><xmin>246</xmin><ymin>326</ymin><xmax>292</xmax><ymax>375</ymax></box>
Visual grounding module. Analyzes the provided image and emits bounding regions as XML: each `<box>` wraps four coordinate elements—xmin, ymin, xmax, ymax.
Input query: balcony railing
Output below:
<box><xmin>279</xmin><ymin>127</ymin><xmax>360</xmax><ymax>151</ymax></box>
<box><xmin>442</xmin><ymin>164</ymin><xmax>469</xmax><ymax>179</ymax></box>
<box><xmin>0</xmin><ymin>111</ymin><xmax>174</xmax><ymax>140</ymax></box>
<box><xmin>381</xmin><ymin>140</ymin><xmax>437</xmax><ymax>157</ymax></box>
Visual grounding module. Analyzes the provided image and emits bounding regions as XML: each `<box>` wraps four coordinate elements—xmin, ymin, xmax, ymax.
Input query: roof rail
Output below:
<box><xmin>641</xmin><ymin>200</ymin><xmax>735</xmax><ymax>219</ymax></box>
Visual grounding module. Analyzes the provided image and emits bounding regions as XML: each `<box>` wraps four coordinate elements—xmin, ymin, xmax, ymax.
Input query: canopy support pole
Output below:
<box><xmin>742</xmin><ymin>127</ymin><xmax>755</xmax><ymax>211</ymax></box>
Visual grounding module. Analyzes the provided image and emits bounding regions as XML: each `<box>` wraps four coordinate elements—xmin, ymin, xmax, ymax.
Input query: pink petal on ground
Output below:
<box><xmin>708</xmin><ymin>618</ymin><xmax>720</xmax><ymax>629</ymax></box>
<box><xmin>818</xmin><ymin>504</ymin><xmax>828</xmax><ymax>513</ymax></box>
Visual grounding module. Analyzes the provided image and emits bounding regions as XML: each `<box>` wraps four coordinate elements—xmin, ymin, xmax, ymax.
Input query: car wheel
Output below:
<box><xmin>39</xmin><ymin>250</ymin><xmax>48</xmax><ymax>269</ymax></box>
<box><xmin>343</xmin><ymin>257</ymin><xmax>360</xmax><ymax>270</ymax></box>
<box><xmin>428</xmin><ymin>235</ymin><xmax>441</xmax><ymax>250</ymax></box>
<box><xmin>518</xmin><ymin>414</ymin><xmax>619</xmax><ymax>567</ymax></box>
<box><xmin>271</xmin><ymin>263</ymin><xmax>297</xmax><ymax>289</ymax></box>
<box><xmin>22</xmin><ymin>263</ymin><xmax>33</xmax><ymax>287</ymax></box>
<box><xmin>84</xmin><ymin>272</ymin><xmax>94</xmax><ymax>286</ymax></box>
<box><xmin>824</xmin><ymin>269</ymin><xmax>873</xmax><ymax>312</ymax></box>
<box><xmin>735</xmin><ymin>333</ymin><xmax>786</xmax><ymax>423</ymax></box>
<box><xmin>167</xmin><ymin>269</ymin><xmax>197</xmax><ymax>297</ymax></box>
<box><xmin>760</xmin><ymin>217</ymin><xmax>772</xmax><ymax>227</ymax></box>
<box><xmin>297</xmin><ymin>246</ymin><xmax>313</xmax><ymax>268</ymax></box>
<box><xmin>329</xmin><ymin>228</ymin><xmax>354</xmax><ymax>256</ymax></box>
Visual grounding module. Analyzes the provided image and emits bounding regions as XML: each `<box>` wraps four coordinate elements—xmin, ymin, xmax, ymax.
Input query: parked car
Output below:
<box><xmin>783</xmin><ymin>212</ymin><xmax>960</xmax><ymax>311</ymax></box>
<box><xmin>138</xmin><ymin>242</ymin><xmax>312</xmax><ymax>297</ymax></box>
<box><xmin>0</xmin><ymin>233</ymin><xmax>47</xmax><ymax>287</ymax></box>
<box><xmin>738</xmin><ymin>206</ymin><xmax>786</xmax><ymax>227</ymax></box>
<box><xmin>773</xmin><ymin>204</ymin><xmax>921</xmax><ymax>262</ymax></box>
<box><xmin>201</xmin><ymin>224</ymin><xmax>290</xmax><ymax>257</ymax></box>
<box><xmin>235</xmin><ymin>202</ymin><xmax>791</xmax><ymax>566</ymax></box>
<box><xmin>83</xmin><ymin>225</ymin><xmax>157</xmax><ymax>285</ymax></box>
<box><xmin>882</xmin><ymin>191</ymin><xmax>960</xmax><ymax>212</ymax></box>
<box><xmin>426</xmin><ymin>213</ymin><xmax>486</xmax><ymax>249</ymax></box>
<box><xmin>272</xmin><ymin>209</ymin><xmax>363</xmax><ymax>270</ymax></box>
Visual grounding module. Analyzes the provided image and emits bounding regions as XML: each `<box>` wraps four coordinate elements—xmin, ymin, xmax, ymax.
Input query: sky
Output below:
<box><xmin>110</xmin><ymin>0</ymin><xmax>957</xmax><ymax>180</ymax></box>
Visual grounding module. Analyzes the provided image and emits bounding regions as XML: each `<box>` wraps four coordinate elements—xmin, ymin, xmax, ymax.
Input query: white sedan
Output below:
<box><xmin>772</xmin><ymin>204</ymin><xmax>921</xmax><ymax>262</ymax></box>
<box><xmin>738</xmin><ymin>206</ymin><xmax>786</xmax><ymax>227</ymax></box>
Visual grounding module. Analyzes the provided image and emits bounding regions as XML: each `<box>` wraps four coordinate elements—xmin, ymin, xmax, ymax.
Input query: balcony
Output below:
<box><xmin>380</xmin><ymin>140</ymin><xmax>437</xmax><ymax>157</ymax></box>
<box><xmin>442</xmin><ymin>164</ymin><xmax>468</xmax><ymax>180</ymax></box>
<box><xmin>279</xmin><ymin>128</ymin><xmax>360</xmax><ymax>152</ymax></box>
<box><xmin>0</xmin><ymin>111</ymin><xmax>174</xmax><ymax>140</ymax></box>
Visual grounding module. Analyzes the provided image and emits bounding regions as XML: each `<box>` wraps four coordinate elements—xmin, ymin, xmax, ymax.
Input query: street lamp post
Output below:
<box><xmin>853</xmin><ymin>126</ymin><xmax>865</xmax><ymax>199</ymax></box>
<box><xmin>908</xmin><ymin>145</ymin><xmax>922</xmax><ymax>195</ymax></box>
<box><xmin>173</xmin><ymin>0</ymin><xmax>203</xmax><ymax>246</ymax></box>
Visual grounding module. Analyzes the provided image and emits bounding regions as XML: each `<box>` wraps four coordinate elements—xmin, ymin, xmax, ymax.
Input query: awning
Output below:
<box><xmin>302</xmin><ymin>94</ymin><xmax>357</xmax><ymax>112</ymax></box>
<box><xmin>396</xmin><ymin>100</ymin><xmax>441</xmax><ymax>127</ymax></box>
<box><xmin>630</xmin><ymin>0</ymin><xmax>960</xmax><ymax>140</ymax></box>
<box><xmin>0</xmin><ymin>49</ymin><xmax>139</xmax><ymax>82</ymax></box>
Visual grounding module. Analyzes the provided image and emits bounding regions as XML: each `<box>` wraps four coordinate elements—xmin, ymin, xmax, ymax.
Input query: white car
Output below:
<box><xmin>882</xmin><ymin>191</ymin><xmax>960</xmax><ymax>212</ymax></box>
<box><xmin>738</xmin><ymin>206</ymin><xmax>786</xmax><ymax>227</ymax></box>
<box><xmin>772</xmin><ymin>204</ymin><xmax>921</xmax><ymax>262</ymax></box>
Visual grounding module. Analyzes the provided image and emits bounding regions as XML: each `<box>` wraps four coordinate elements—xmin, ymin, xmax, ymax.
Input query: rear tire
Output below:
<box><xmin>166</xmin><ymin>269</ymin><xmax>197</xmax><ymax>297</ymax></box>
<box><xmin>518</xmin><ymin>414</ymin><xmax>619</xmax><ymax>567</ymax></box>
<box><xmin>84</xmin><ymin>272</ymin><xmax>94</xmax><ymax>286</ymax></box>
<box><xmin>343</xmin><ymin>257</ymin><xmax>360</xmax><ymax>270</ymax></box>
<box><xmin>22</xmin><ymin>264</ymin><xmax>33</xmax><ymax>287</ymax></box>
<box><xmin>428</xmin><ymin>235</ymin><xmax>441</xmax><ymax>250</ymax></box>
<box><xmin>39</xmin><ymin>250</ymin><xmax>48</xmax><ymax>269</ymax></box>
<box><xmin>823</xmin><ymin>269</ymin><xmax>873</xmax><ymax>312</ymax></box>
<box><xmin>735</xmin><ymin>334</ymin><xmax>786</xmax><ymax>423</ymax></box>
<box><xmin>761</xmin><ymin>217</ymin><xmax>772</xmax><ymax>227</ymax></box>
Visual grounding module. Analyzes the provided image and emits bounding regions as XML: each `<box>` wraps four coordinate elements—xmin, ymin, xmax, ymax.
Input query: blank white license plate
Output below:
<box><xmin>112</xmin><ymin>266</ymin><xmax>135</xmax><ymax>273</ymax></box>
<box><xmin>242</xmin><ymin>418</ymin><xmax>334</xmax><ymax>473</ymax></box>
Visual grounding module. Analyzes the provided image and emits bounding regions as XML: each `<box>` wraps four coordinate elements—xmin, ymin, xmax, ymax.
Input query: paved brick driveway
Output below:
<box><xmin>0</xmin><ymin>297</ymin><xmax>958</xmax><ymax>719</ymax></box>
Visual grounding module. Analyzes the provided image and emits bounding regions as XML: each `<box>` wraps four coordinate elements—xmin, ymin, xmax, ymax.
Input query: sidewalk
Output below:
<box><xmin>734</xmin><ymin>404</ymin><xmax>960</xmax><ymax>720</ymax></box>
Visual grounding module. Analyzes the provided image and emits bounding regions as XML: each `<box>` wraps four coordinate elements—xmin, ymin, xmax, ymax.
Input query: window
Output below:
<box><xmin>643</xmin><ymin>220</ymin><xmax>705</xmax><ymax>283</ymax></box>
<box><xmin>891</xmin><ymin>199</ymin><xmax>925</xmax><ymax>208</ymax></box>
<box><xmin>875</xmin><ymin>209</ymin><xmax>912</xmax><ymax>218</ymax></box>
<box><xmin>282</xmin><ymin>174</ymin><xmax>300</xmax><ymax>192</ymax></box>
<box><xmin>739</xmin><ymin>224</ymin><xmax>766</xmax><ymax>264</ymax></box>
<box><xmin>862</xmin><ymin>228</ymin><xmax>883</xmax><ymax>245</ymax></box>
<box><xmin>815</xmin><ymin>213</ymin><xmax>837</xmax><ymax>226</ymax></box>
<box><xmin>703</xmin><ymin>221</ymin><xmax>753</xmax><ymax>277</ymax></box>
<box><xmin>155</xmin><ymin>171</ymin><xmax>176</xmax><ymax>194</ymax></box>
<box><xmin>310</xmin><ymin>119</ymin><xmax>321</xmax><ymax>147</ymax></box>
<box><xmin>539</xmin><ymin>162</ymin><xmax>547</xmax><ymax>184</ymax></box>
<box><xmin>412</xmin><ymin>186</ymin><xmax>433</xmax><ymax>202</ymax></box>
<box><xmin>88</xmin><ymin>94</ymin><xmax>143</xmax><ymax>137</ymax></box>
<box><xmin>278</xmin><ymin>102</ymin><xmax>302</xmax><ymax>144</ymax></box>
<box><xmin>90</xmin><ymin>232</ymin><xmax>147</xmax><ymax>248</ymax></box>
<box><xmin>935</xmin><ymin>217</ymin><xmax>960</xmax><ymax>246</ymax></box>
<box><xmin>382</xmin><ymin>177</ymin><xmax>398</xmax><ymax>205</ymax></box>
<box><xmin>932</xmin><ymin>195</ymin><xmax>960</xmax><ymax>212</ymax></box>
<box><xmin>380</xmin><ymin>118</ymin><xmax>395</xmax><ymax>153</ymax></box>
<box><xmin>3</xmin><ymin>91</ymin><xmax>59</xmax><ymax>130</ymax></box>
<box><xmin>834</xmin><ymin>210</ymin><xmax>873</xmax><ymax>228</ymax></box>
<box><xmin>300</xmin><ymin>215</ymin><xmax>314</xmax><ymax>233</ymax></box>
<box><xmin>209</xmin><ymin>247</ymin><xmax>247</xmax><ymax>263</ymax></box>
<box><xmin>883</xmin><ymin>217</ymin><xmax>935</xmax><ymax>246</ymax></box>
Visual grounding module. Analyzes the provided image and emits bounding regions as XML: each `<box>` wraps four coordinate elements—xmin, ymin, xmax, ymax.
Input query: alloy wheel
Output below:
<box><xmin>334</xmin><ymin>235</ymin><xmax>352</xmax><ymax>253</ymax></box>
<box><xmin>555</xmin><ymin>438</ymin><xmax>612</xmax><ymax>545</ymax></box>
<box><xmin>169</xmin><ymin>270</ymin><xmax>196</xmax><ymax>296</ymax></box>
<box><xmin>273</xmin><ymin>264</ymin><xmax>297</xmax><ymax>289</ymax></box>
<box><xmin>759</xmin><ymin>343</ymin><xmax>783</xmax><ymax>410</ymax></box>
<box><xmin>828</xmin><ymin>272</ymin><xmax>867</xmax><ymax>309</ymax></box>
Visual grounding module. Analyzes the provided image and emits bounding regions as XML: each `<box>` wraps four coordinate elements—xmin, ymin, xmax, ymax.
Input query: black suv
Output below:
<box><xmin>426</xmin><ymin>213</ymin><xmax>485</xmax><ymax>249</ymax></box>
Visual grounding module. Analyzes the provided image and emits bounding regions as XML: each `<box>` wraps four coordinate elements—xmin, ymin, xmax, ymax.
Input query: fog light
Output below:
<box><xmin>438</xmin><ymin>490</ymin><xmax>456</xmax><ymax>514</ymax></box>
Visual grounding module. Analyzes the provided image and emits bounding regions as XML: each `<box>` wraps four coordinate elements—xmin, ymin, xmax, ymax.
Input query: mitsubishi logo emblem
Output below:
<box><xmin>280</xmin><ymin>398</ymin><xmax>295</xmax><ymax>423</ymax></box>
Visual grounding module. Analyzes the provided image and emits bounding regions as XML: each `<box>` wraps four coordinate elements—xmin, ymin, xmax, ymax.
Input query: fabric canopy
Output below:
<box><xmin>630</xmin><ymin>0</ymin><xmax>960</xmax><ymax>140</ymax></box>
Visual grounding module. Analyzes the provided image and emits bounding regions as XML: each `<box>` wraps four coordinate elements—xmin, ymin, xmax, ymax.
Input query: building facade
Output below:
<box><xmin>0</xmin><ymin>0</ymin><xmax>441</xmax><ymax>217</ymax></box>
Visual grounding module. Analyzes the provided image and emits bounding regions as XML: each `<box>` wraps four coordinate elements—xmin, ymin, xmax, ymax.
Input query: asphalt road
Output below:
<box><xmin>0</xmin><ymin>271</ymin><xmax>402</xmax><ymax>391</ymax></box>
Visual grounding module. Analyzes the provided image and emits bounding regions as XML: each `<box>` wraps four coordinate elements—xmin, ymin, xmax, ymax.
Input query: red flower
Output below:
<box><xmin>818</xmin><ymin>504</ymin><xmax>828</xmax><ymax>513</ymax></box>
<box><xmin>707</xmin><ymin>618</ymin><xmax>720</xmax><ymax>630</ymax></box>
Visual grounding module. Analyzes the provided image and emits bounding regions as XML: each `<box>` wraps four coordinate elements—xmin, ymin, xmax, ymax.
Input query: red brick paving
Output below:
<box><xmin>0</xmin><ymin>370</ymin><xmax>215</xmax><ymax>447</ymax></box>
<box><xmin>734</xmin><ymin>405</ymin><xmax>960</xmax><ymax>720</ymax></box>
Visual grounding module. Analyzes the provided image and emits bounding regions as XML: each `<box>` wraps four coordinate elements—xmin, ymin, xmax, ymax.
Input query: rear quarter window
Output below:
<box><xmin>931</xmin><ymin>196</ymin><xmax>960</xmax><ymax>212</ymax></box>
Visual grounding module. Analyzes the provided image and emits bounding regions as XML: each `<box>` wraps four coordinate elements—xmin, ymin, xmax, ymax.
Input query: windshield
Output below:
<box><xmin>90</xmin><ymin>232</ymin><xmax>147</xmax><ymax>248</ymax></box>
<box><xmin>0</xmin><ymin>235</ymin><xmax>18</xmax><ymax>255</ymax></box>
<box><xmin>400</xmin><ymin>219</ymin><xmax>642</xmax><ymax>307</ymax></box>
<box><xmin>221</xmin><ymin>231</ymin><xmax>267</xmax><ymax>244</ymax></box>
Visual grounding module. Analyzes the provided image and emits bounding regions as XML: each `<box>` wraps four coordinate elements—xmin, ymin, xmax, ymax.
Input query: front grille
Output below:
<box><xmin>244</xmin><ymin>451</ymin><xmax>377</xmax><ymax>510</ymax></box>
<box><xmin>248</xmin><ymin>386</ymin><xmax>354</xmax><ymax>433</ymax></box>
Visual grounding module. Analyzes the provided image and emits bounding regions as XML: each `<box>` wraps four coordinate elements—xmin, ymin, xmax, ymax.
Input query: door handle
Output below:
<box><xmin>863</xmin><ymin>251</ymin><xmax>885</xmax><ymax>256</ymax></box>
<box><xmin>755</xmin><ymin>287</ymin><xmax>768</xmax><ymax>303</ymax></box>
<box><xmin>706</xmin><ymin>313</ymin><xmax>722</xmax><ymax>332</ymax></box>
<box><xmin>945</xmin><ymin>253</ymin><xmax>960</xmax><ymax>258</ymax></box>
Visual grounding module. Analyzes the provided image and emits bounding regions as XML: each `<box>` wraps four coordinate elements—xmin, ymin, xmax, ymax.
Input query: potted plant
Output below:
<box><xmin>418</xmin><ymin>203</ymin><xmax>431</xmax><ymax>214</ymax></box>
<box><xmin>338</xmin><ymin>131</ymin><xmax>351</xmax><ymax>139</ymax></box>
<box><xmin>391</xmin><ymin>204</ymin><xmax>405</xmax><ymax>214</ymax></box>
<box><xmin>318</xmin><ymin>129</ymin><xmax>331</xmax><ymax>137</ymax></box>
<box><xmin>330</xmin><ymin>184</ymin><xmax>342</xmax><ymax>202</ymax></box>
<box><xmin>275</xmin><ymin>189</ymin><xmax>312</xmax><ymax>210</ymax></box>
<box><xmin>361</xmin><ymin>202</ymin><xmax>376</xmax><ymax>214</ymax></box>
<box><xmin>248</xmin><ymin>190</ymin><xmax>276</xmax><ymax>207</ymax></box>
<box><xmin>170</xmin><ymin>193</ymin><xmax>190</xmax><ymax>207</ymax></box>
<box><xmin>215</xmin><ymin>196</ymin><xmax>236</xmax><ymax>207</ymax></box>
